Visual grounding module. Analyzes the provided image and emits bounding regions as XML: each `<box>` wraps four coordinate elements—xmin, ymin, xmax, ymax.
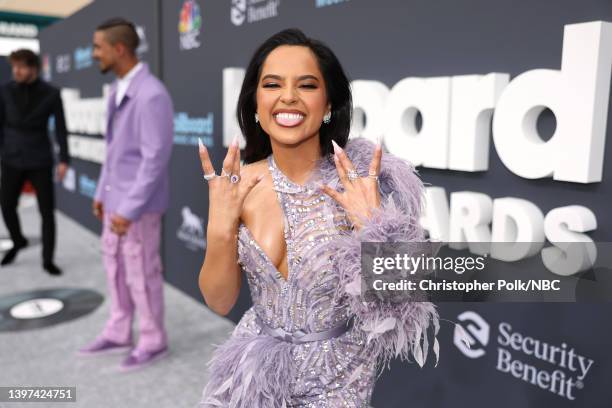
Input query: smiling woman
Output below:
<box><xmin>197</xmin><ymin>28</ymin><xmax>439</xmax><ymax>407</ymax></box>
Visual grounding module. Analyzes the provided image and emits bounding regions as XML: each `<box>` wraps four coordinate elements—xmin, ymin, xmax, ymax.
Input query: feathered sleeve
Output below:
<box><xmin>332</xmin><ymin>138</ymin><xmax>440</xmax><ymax>369</ymax></box>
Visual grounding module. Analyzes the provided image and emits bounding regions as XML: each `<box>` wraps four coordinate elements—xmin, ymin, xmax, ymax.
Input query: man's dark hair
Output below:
<box><xmin>237</xmin><ymin>28</ymin><xmax>353</xmax><ymax>164</ymax></box>
<box><xmin>96</xmin><ymin>17</ymin><xmax>140</xmax><ymax>54</ymax></box>
<box><xmin>8</xmin><ymin>49</ymin><xmax>40</xmax><ymax>70</ymax></box>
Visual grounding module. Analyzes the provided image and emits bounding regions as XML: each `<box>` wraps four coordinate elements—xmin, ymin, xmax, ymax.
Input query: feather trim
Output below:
<box><xmin>329</xmin><ymin>137</ymin><xmax>440</xmax><ymax>369</ymax></box>
<box><xmin>200</xmin><ymin>333</ymin><xmax>294</xmax><ymax>408</ymax></box>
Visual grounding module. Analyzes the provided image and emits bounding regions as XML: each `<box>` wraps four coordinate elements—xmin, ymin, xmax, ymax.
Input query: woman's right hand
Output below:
<box><xmin>198</xmin><ymin>137</ymin><xmax>263</xmax><ymax>238</ymax></box>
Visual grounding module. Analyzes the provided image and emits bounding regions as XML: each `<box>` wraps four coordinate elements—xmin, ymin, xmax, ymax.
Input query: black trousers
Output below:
<box><xmin>0</xmin><ymin>163</ymin><xmax>56</xmax><ymax>264</ymax></box>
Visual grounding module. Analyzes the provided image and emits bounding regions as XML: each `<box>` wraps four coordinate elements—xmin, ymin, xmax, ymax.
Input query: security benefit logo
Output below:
<box><xmin>454</xmin><ymin>311</ymin><xmax>594</xmax><ymax>401</ymax></box>
<box><xmin>176</xmin><ymin>206</ymin><xmax>206</xmax><ymax>251</ymax></box>
<box><xmin>231</xmin><ymin>0</ymin><xmax>280</xmax><ymax>26</ymax></box>
<box><xmin>179</xmin><ymin>0</ymin><xmax>202</xmax><ymax>50</ymax></box>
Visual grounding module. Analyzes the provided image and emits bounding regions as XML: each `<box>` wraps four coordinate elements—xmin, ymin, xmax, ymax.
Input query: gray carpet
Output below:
<box><xmin>0</xmin><ymin>196</ymin><xmax>235</xmax><ymax>408</ymax></box>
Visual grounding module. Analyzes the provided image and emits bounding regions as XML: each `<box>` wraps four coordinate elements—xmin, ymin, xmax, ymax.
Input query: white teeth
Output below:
<box><xmin>275</xmin><ymin>112</ymin><xmax>304</xmax><ymax>119</ymax></box>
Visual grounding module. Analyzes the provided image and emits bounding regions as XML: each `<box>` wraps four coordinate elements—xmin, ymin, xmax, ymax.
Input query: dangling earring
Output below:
<box><xmin>254</xmin><ymin>113</ymin><xmax>259</xmax><ymax>123</ymax></box>
<box><xmin>323</xmin><ymin>112</ymin><xmax>331</xmax><ymax>124</ymax></box>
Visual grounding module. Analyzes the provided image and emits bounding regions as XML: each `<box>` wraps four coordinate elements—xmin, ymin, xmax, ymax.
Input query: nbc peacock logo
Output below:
<box><xmin>178</xmin><ymin>0</ymin><xmax>202</xmax><ymax>50</ymax></box>
<box><xmin>42</xmin><ymin>54</ymin><xmax>51</xmax><ymax>81</ymax></box>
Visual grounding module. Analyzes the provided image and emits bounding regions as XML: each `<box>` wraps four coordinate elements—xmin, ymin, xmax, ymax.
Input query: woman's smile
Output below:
<box><xmin>273</xmin><ymin>110</ymin><xmax>306</xmax><ymax>127</ymax></box>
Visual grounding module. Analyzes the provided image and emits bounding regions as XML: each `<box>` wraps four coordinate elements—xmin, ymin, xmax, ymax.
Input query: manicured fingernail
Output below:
<box><xmin>331</xmin><ymin>140</ymin><xmax>342</xmax><ymax>155</ymax></box>
<box><xmin>231</xmin><ymin>135</ymin><xmax>239</xmax><ymax>147</ymax></box>
<box><xmin>198</xmin><ymin>137</ymin><xmax>205</xmax><ymax>152</ymax></box>
<box><xmin>376</xmin><ymin>134</ymin><xmax>382</xmax><ymax>147</ymax></box>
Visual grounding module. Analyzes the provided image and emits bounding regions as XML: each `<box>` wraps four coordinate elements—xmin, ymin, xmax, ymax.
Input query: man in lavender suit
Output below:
<box><xmin>78</xmin><ymin>18</ymin><xmax>174</xmax><ymax>372</ymax></box>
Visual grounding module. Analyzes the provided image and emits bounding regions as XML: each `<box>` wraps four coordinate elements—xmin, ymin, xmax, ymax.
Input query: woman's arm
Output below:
<box><xmin>198</xmin><ymin>226</ymin><xmax>241</xmax><ymax>316</ymax></box>
<box><xmin>197</xmin><ymin>138</ymin><xmax>263</xmax><ymax>316</ymax></box>
<box><xmin>334</xmin><ymin>194</ymin><xmax>439</xmax><ymax>369</ymax></box>
<box><xmin>326</xmin><ymin>138</ymin><xmax>440</xmax><ymax>368</ymax></box>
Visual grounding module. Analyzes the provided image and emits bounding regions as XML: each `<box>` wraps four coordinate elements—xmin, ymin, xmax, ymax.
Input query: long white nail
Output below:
<box><xmin>376</xmin><ymin>134</ymin><xmax>383</xmax><ymax>147</ymax></box>
<box><xmin>198</xmin><ymin>137</ymin><xmax>205</xmax><ymax>152</ymax></box>
<box><xmin>331</xmin><ymin>140</ymin><xmax>342</xmax><ymax>154</ymax></box>
<box><xmin>231</xmin><ymin>135</ymin><xmax>239</xmax><ymax>147</ymax></box>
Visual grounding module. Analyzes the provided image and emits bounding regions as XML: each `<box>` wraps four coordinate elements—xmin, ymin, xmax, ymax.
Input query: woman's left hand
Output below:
<box><xmin>320</xmin><ymin>140</ymin><xmax>382</xmax><ymax>231</ymax></box>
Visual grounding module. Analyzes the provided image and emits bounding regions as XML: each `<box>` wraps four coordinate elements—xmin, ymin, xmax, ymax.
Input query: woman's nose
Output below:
<box><xmin>279</xmin><ymin>86</ymin><xmax>297</xmax><ymax>104</ymax></box>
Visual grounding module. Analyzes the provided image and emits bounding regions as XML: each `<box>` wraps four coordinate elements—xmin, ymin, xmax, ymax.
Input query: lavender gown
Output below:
<box><xmin>200</xmin><ymin>138</ymin><xmax>440</xmax><ymax>408</ymax></box>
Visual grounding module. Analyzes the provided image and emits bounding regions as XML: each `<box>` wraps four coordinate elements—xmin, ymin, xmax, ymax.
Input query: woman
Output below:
<box><xmin>197</xmin><ymin>28</ymin><xmax>439</xmax><ymax>407</ymax></box>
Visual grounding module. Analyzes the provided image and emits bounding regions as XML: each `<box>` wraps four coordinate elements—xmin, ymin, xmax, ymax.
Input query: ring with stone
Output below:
<box><xmin>230</xmin><ymin>174</ymin><xmax>241</xmax><ymax>184</ymax></box>
<box><xmin>347</xmin><ymin>169</ymin><xmax>359</xmax><ymax>181</ymax></box>
<box><xmin>203</xmin><ymin>172</ymin><xmax>217</xmax><ymax>181</ymax></box>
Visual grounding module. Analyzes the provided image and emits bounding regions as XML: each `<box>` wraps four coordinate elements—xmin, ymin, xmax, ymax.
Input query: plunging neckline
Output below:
<box><xmin>239</xmin><ymin>223</ymin><xmax>288</xmax><ymax>282</ymax></box>
<box><xmin>238</xmin><ymin>154</ymin><xmax>321</xmax><ymax>284</ymax></box>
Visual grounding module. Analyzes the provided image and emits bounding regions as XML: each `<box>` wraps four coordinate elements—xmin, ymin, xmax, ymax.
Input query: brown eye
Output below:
<box><xmin>262</xmin><ymin>83</ymin><xmax>280</xmax><ymax>88</ymax></box>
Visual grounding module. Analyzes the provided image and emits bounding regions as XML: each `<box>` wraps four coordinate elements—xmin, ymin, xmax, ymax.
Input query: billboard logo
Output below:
<box><xmin>74</xmin><ymin>46</ymin><xmax>93</xmax><ymax>70</ymax></box>
<box><xmin>42</xmin><ymin>54</ymin><xmax>51</xmax><ymax>81</ymax></box>
<box><xmin>174</xmin><ymin>112</ymin><xmax>214</xmax><ymax>147</ymax></box>
<box><xmin>177</xmin><ymin>206</ymin><xmax>206</xmax><ymax>251</ymax></box>
<box><xmin>222</xmin><ymin>22</ymin><xmax>611</xmax><ymax>184</ymax></box>
<box><xmin>231</xmin><ymin>0</ymin><xmax>280</xmax><ymax>26</ymax></box>
<box><xmin>179</xmin><ymin>0</ymin><xmax>202</xmax><ymax>50</ymax></box>
<box><xmin>315</xmin><ymin>0</ymin><xmax>349</xmax><ymax>7</ymax></box>
<box><xmin>78</xmin><ymin>174</ymin><xmax>97</xmax><ymax>199</ymax></box>
<box><xmin>61</xmin><ymin>85</ymin><xmax>111</xmax><ymax>136</ymax></box>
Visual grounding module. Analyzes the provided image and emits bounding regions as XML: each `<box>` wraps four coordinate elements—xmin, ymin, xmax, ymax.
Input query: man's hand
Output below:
<box><xmin>110</xmin><ymin>214</ymin><xmax>131</xmax><ymax>236</ymax></box>
<box><xmin>92</xmin><ymin>200</ymin><xmax>104</xmax><ymax>221</ymax></box>
<box><xmin>56</xmin><ymin>162</ymin><xmax>68</xmax><ymax>181</ymax></box>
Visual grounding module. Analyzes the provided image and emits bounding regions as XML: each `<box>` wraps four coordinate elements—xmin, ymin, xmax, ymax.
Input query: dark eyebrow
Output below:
<box><xmin>261</xmin><ymin>74</ymin><xmax>320</xmax><ymax>82</ymax></box>
<box><xmin>297</xmin><ymin>75</ymin><xmax>319</xmax><ymax>81</ymax></box>
<box><xmin>261</xmin><ymin>74</ymin><xmax>282</xmax><ymax>81</ymax></box>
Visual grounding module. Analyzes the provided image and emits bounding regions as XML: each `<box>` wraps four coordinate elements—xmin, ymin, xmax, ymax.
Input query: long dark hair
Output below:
<box><xmin>237</xmin><ymin>28</ymin><xmax>352</xmax><ymax>164</ymax></box>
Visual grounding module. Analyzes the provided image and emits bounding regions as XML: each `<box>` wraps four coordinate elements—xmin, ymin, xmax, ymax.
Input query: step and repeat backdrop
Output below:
<box><xmin>40</xmin><ymin>1</ymin><xmax>611</xmax><ymax>407</ymax></box>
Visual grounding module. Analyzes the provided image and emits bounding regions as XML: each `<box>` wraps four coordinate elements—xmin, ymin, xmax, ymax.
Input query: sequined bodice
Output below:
<box><xmin>237</xmin><ymin>154</ymin><xmax>352</xmax><ymax>333</ymax></box>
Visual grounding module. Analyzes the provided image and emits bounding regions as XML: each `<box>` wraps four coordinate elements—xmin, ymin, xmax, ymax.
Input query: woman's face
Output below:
<box><xmin>255</xmin><ymin>45</ymin><xmax>330</xmax><ymax>147</ymax></box>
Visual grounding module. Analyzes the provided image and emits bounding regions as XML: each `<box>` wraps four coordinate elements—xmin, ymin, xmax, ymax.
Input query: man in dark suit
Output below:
<box><xmin>0</xmin><ymin>49</ymin><xmax>70</xmax><ymax>275</ymax></box>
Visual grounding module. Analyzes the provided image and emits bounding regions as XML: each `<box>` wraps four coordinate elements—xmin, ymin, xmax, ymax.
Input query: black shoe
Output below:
<box><xmin>43</xmin><ymin>262</ymin><xmax>62</xmax><ymax>276</ymax></box>
<box><xmin>1</xmin><ymin>238</ymin><xmax>28</xmax><ymax>266</ymax></box>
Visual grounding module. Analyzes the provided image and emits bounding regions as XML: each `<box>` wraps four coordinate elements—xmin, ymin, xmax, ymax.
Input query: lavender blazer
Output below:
<box><xmin>94</xmin><ymin>63</ymin><xmax>174</xmax><ymax>221</ymax></box>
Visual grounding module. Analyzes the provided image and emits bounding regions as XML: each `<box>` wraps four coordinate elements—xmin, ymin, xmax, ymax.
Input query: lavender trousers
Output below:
<box><xmin>100</xmin><ymin>212</ymin><xmax>167</xmax><ymax>352</ymax></box>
